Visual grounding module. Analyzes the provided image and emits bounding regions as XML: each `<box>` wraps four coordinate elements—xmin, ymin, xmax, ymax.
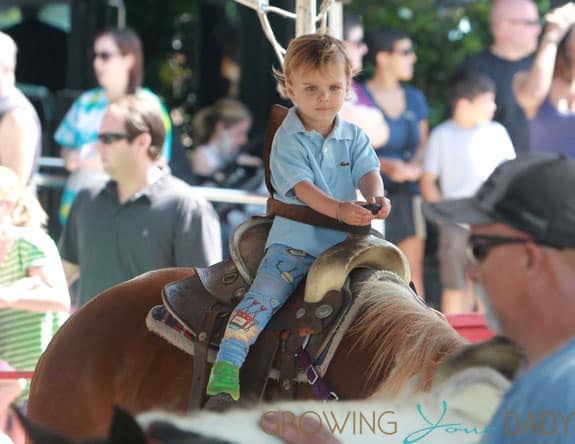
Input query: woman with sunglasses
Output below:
<box><xmin>355</xmin><ymin>28</ymin><xmax>429</xmax><ymax>297</ymax></box>
<box><xmin>339</xmin><ymin>15</ymin><xmax>389</xmax><ymax>149</ymax></box>
<box><xmin>514</xmin><ymin>2</ymin><xmax>575</xmax><ymax>158</ymax></box>
<box><xmin>54</xmin><ymin>27</ymin><xmax>172</xmax><ymax>226</ymax></box>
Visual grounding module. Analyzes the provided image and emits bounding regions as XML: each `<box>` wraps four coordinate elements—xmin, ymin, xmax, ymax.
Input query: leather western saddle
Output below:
<box><xmin>162</xmin><ymin>105</ymin><xmax>411</xmax><ymax>410</ymax></box>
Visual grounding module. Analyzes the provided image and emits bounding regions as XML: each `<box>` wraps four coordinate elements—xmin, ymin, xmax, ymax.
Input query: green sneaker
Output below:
<box><xmin>206</xmin><ymin>361</ymin><xmax>240</xmax><ymax>400</ymax></box>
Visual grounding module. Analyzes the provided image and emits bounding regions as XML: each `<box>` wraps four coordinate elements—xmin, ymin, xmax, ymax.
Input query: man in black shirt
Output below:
<box><xmin>461</xmin><ymin>0</ymin><xmax>541</xmax><ymax>153</ymax></box>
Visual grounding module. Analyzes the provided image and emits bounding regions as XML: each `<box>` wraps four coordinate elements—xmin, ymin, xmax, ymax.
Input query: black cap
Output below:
<box><xmin>423</xmin><ymin>153</ymin><xmax>575</xmax><ymax>249</ymax></box>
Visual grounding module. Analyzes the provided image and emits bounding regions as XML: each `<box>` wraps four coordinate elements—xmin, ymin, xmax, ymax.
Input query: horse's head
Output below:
<box><xmin>433</xmin><ymin>335</ymin><xmax>528</xmax><ymax>386</ymax></box>
<box><xmin>15</xmin><ymin>404</ymin><xmax>233</xmax><ymax>444</ymax></box>
<box><xmin>342</xmin><ymin>269</ymin><xmax>467</xmax><ymax>399</ymax></box>
<box><xmin>14</xmin><ymin>405</ymin><xmax>146</xmax><ymax>444</ymax></box>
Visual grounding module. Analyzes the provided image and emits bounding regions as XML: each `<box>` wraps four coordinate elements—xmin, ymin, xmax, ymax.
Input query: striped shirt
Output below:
<box><xmin>0</xmin><ymin>230</ymin><xmax>67</xmax><ymax>401</ymax></box>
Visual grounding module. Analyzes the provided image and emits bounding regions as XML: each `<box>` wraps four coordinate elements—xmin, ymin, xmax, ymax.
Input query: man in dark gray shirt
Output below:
<box><xmin>59</xmin><ymin>94</ymin><xmax>222</xmax><ymax>307</ymax></box>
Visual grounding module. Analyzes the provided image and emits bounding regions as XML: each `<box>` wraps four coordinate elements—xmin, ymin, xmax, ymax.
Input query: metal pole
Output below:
<box><xmin>295</xmin><ymin>0</ymin><xmax>316</xmax><ymax>36</ymax></box>
<box><xmin>108</xmin><ymin>0</ymin><xmax>126</xmax><ymax>29</ymax></box>
<box><xmin>328</xmin><ymin>1</ymin><xmax>343</xmax><ymax>39</ymax></box>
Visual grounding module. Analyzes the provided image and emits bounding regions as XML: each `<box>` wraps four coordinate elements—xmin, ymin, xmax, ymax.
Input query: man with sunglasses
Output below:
<box><xmin>424</xmin><ymin>152</ymin><xmax>575</xmax><ymax>443</ymax></box>
<box><xmin>461</xmin><ymin>0</ymin><xmax>541</xmax><ymax>154</ymax></box>
<box><xmin>59</xmin><ymin>94</ymin><xmax>222</xmax><ymax>308</ymax></box>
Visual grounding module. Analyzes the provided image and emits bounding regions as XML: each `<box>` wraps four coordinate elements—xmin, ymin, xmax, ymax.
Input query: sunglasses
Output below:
<box><xmin>97</xmin><ymin>133</ymin><xmax>134</xmax><ymax>145</ymax></box>
<box><xmin>93</xmin><ymin>51</ymin><xmax>121</xmax><ymax>62</ymax></box>
<box><xmin>467</xmin><ymin>234</ymin><xmax>561</xmax><ymax>263</ymax></box>
<box><xmin>506</xmin><ymin>18</ymin><xmax>541</xmax><ymax>27</ymax></box>
<box><xmin>393</xmin><ymin>47</ymin><xmax>415</xmax><ymax>56</ymax></box>
<box><xmin>347</xmin><ymin>39</ymin><xmax>366</xmax><ymax>48</ymax></box>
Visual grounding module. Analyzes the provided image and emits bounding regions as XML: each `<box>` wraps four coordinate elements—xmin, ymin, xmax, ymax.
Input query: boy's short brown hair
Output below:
<box><xmin>448</xmin><ymin>69</ymin><xmax>496</xmax><ymax>108</ymax></box>
<box><xmin>274</xmin><ymin>33</ymin><xmax>354</xmax><ymax>99</ymax></box>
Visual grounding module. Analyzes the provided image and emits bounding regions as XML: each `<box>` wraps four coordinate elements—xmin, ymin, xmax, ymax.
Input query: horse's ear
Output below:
<box><xmin>434</xmin><ymin>335</ymin><xmax>528</xmax><ymax>385</ymax></box>
<box><xmin>107</xmin><ymin>406</ymin><xmax>147</xmax><ymax>444</ymax></box>
<box><xmin>10</xmin><ymin>404</ymin><xmax>74</xmax><ymax>444</ymax></box>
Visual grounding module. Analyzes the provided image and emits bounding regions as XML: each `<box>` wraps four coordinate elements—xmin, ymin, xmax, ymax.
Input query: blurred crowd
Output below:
<box><xmin>1</xmin><ymin>0</ymin><xmax>575</xmax><ymax>441</ymax></box>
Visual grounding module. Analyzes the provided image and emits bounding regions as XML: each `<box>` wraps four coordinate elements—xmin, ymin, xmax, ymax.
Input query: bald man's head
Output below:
<box><xmin>491</xmin><ymin>0</ymin><xmax>536</xmax><ymax>24</ymax></box>
<box><xmin>490</xmin><ymin>0</ymin><xmax>541</xmax><ymax>59</ymax></box>
<box><xmin>0</xmin><ymin>32</ymin><xmax>17</xmax><ymax>70</ymax></box>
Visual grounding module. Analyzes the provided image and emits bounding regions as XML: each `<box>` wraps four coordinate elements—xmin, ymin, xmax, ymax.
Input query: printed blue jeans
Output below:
<box><xmin>215</xmin><ymin>243</ymin><xmax>315</xmax><ymax>367</ymax></box>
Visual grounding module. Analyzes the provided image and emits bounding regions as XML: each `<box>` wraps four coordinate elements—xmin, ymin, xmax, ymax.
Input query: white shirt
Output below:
<box><xmin>423</xmin><ymin>120</ymin><xmax>515</xmax><ymax>199</ymax></box>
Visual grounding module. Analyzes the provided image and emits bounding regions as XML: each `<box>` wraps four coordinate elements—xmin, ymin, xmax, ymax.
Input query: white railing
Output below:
<box><xmin>188</xmin><ymin>186</ymin><xmax>268</xmax><ymax>206</ymax></box>
<box><xmin>36</xmin><ymin>157</ymin><xmax>268</xmax><ymax>206</ymax></box>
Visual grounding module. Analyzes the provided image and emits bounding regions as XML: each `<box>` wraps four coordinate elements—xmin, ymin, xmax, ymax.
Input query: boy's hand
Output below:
<box><xmin>338</xmin><ymin>201</ymin><xmax>373</xmax><ymax>226</ymax></box>
<box><xmin>368</xmin><ymin>196</ymin><xmax>391</xmax><ymax>220</ymax></box>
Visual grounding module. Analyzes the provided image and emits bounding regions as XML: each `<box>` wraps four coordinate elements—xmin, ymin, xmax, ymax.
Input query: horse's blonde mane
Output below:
<box><xmin>348</xmin><ymin>271</ymin><xmax>467</xmax><ymax>398</ymax></box>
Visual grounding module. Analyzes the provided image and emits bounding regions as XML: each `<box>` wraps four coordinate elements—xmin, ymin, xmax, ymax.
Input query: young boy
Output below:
<box><xmin>205</xmin><ymin>33</ymin><xmax>391</xmax><ymax>406</ymax></box>
<box><xmin>420</xmin><ymin>69</ymin><xmax>515</xmax><ymax>314</ymax></box>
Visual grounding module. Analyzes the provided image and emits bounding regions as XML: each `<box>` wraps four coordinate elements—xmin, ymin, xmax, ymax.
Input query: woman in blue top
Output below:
<box><xmin>54</xmin><ymin>27</ymin><xmax>172</xmax><ymax>225</ymax></box>
<box><xmin>355</xmin><ymin>28</ymin><xmax>429</xmax><ymax>297</ymax></box>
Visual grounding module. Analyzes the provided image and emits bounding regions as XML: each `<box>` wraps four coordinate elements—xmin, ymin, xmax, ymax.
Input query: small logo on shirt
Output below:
<box><xmin>340</xmin><ymin>161</ymin><xmax>350</xmax><ymax>167</ymax></box>
<box><xmin>286</xmin><ymin>248</ymin><xmax>307</xmax><ymax>257</ymax></box>
<box><xmin>141</xmin><ymin>229</ymin><xmax>149</xmax><ymax>238</ymax></box>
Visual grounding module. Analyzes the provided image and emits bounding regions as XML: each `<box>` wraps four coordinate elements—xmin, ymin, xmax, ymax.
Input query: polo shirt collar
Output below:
<box><xmin>102</xmin><ymin>166</ymin><xmax>170</xmax><ymax>204</ymax></box>
<box><xmin>283</xmin><ymin>107</ymin><xmax>353</xmax><ymax>141</ymax></box>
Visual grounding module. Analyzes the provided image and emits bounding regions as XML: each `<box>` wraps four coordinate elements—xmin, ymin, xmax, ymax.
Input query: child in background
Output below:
<box><xmin>190</xmin><ymin>98</ymin><xmax>254</xmax><ymax>181</ymax></box>
<box><xmin>420</xmin><ymin>69</ymin><xmax>515</xmax><ymax>314</ymax></box>
<box><xmin>0</xmin><ymin>166</ymin><xmax>70</xmax><ymax>390</ymax></box>
<box><xmin>0</xmin><ymin>166</ymin><xmax>70</xmax><ymax>443</ymax></box>
<box><xmin>205</xmin><ymin>33</ymin><xmax>391</xmax><ymax>407</ymax></box>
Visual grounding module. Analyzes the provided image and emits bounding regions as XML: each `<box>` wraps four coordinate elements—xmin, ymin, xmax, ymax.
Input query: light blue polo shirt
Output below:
<box><xmin>481</xmin><ymin>337</ymin><xmax>575</xmax><ymax>444</ymax></box>
<box><xmin>265</xmin><ymin>107</ymin><xmax>380</xmax><ymax>257</ymax></box>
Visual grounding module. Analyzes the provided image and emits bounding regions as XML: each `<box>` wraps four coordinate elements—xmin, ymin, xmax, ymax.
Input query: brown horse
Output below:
<box><xmin>26</xmin><ymin>267</ymin><xmax>465</xmax><ymax>440</ymax></box>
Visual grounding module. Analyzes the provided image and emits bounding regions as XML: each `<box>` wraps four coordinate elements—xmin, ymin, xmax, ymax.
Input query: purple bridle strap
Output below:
<box><xmin>295</xmin><ymin>346</ymin><xmax>339</xmax><ymax>401</ymax></box>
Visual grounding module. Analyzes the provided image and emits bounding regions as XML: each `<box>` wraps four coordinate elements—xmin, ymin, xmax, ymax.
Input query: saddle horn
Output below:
<box><xmin>304</xmin><ymin>235</ymin><xmax>411</xmax><ymax>303</ymax></box>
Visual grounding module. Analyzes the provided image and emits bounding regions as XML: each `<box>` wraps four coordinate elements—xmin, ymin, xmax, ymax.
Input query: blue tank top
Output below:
<box><xmin>529</xmin><ymin>96</ymin><xmax>575</xmax><ymax>158</ymax></box>
<box><xmin>355</xmin><ymin>83</ymin><xmax>429</xmax><ymax>194</ymax></box>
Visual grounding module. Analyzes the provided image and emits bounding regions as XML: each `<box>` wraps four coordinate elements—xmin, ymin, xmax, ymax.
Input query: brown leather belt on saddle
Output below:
<box><xmin>162</xmin><ymin>105</ymin><xmax>409</xmax><ymax>410</ymax></box>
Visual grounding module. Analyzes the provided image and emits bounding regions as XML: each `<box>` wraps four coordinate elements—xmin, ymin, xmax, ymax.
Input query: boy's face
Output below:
<box><xmin>286</xmin><ymin>61</ymin><xmax>348</xmax><ymax>132</ymax></box>
<box><xmin>466</xmin><ymin>91</ymin><xmax>497</xmax><ymax>124</ymax></box>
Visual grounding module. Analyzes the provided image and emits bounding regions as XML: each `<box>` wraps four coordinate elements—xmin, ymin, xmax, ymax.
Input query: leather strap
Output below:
<box><xmin>188</xmin><ymin>308</ymin><xmax>226</xmax><ymax>411</ymax></box>
<box><xmin>276</xmin><ymin>334</ymin><xmax>305</xmax><ymax>400</ymax></box>
<box><xmin>296</xmin><ymin>346</ymin><xmax>339</xmax><ymax>401</ymax></box>
<box><xmin>239</xmin><ymin>329</ymin><xmax>280</xmax><ymax>404</ymax></box>
<box><xmin>264</xmin><ymin>105</ymin><xmax>289</xmax><ymax>196</ymax></box>
<box><xmin>267</xmin><ymin>198</ymin><xmax>372</xmax><ymax>235</ymax></box>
